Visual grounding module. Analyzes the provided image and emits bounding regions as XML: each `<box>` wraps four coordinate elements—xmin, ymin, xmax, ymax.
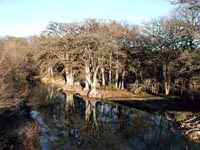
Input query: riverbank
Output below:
<box><xmin>40</xmin><ymin>77</ymin><xmax>196</xmax><ymax>112</ymax></box>
<box><xmin>40</xmin><ymin>77</ymin><xmax>167</xmax><ymax>101</ymax></box>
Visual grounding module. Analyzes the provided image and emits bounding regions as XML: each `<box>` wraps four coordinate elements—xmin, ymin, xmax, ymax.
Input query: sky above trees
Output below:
<box><xmin>0</xmin><ymin>0</ymin><xmax>175</xmax><ymax>37</ymax></box>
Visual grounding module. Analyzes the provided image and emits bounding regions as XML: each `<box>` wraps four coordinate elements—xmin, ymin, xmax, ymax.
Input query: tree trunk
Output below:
<box><xmin>109</xmin><ymin>53</ymin><xmax>112</xmax><ymax>83</ymax></box>
<box><xmin>85</xmin><ymin>65</ymin><xmax>92</xmax><ymax>90</ymax></box>
<box><xmin>48</xmin><ymin>86</ymin><xmax>54</xmax><ymax>99</ymax></box>
<box><xmin>66</xmin><ymin>71</ymin><xmax>74</xmax><ymax>87</ymax></box>
<box><xmin>49</xmin><ymin>67</ymin><xmax>54</xmax><ymax>77</ymax></box>
<box><xmin>101</xmin><ymin>67</ymin><xmax>105</xmax><ymax>86</ymax></box>
<box><xmin>90</xmin><ymin>65</ymin><xmax>99</xmax><ymax>96</ymax></box>
<box><xmin>85</xmin><ymin>64</ymin><xmax>100</xmax><ymax>98</ymax></box>
<box><xmin>163</xmin><ymin>63</ymin><xmax>171</xmax><ymax>95</ymax></box>
<box><xmin>165</xmin><ymin>81</ymin><xmax>171</xmax><ymax>95</ymax></box>
<box><xmin>121</xmin><ymin>71</ymin><xmax>125</xmax><ymax>90</ymax></box>
<box><xmin>115</xmin><ymin>67</ymin><xmax>119</xmax><ymax>89</ymax></box>
<box><xmin>115</xmin><ymin>53</ymin><xmax>119</xmax><ymax>89</ymax></box>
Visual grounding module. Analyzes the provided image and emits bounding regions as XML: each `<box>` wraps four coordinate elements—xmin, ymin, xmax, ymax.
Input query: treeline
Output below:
<box><xmin>0</xmin><ymin>0</ymin><xmax>199</xmax><ymax>100</ymax></box>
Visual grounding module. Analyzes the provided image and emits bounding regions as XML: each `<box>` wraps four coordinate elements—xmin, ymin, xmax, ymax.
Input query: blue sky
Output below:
<box><xmin>0</xmin><ymin>0</ymin><xmax>175</xmax><ymax>37</ymax></box>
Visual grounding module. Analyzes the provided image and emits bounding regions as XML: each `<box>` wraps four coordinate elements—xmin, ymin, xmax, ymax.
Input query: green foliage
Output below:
<box><xmin>53</xmin><ymin>75</ymin><xmax>60</xmax><ymax>81</ymax></box>
<box><xmin>174</xmin><ymin>113</ymin><xmax>189</xmax><ymax>121</ymax></box>
<box><xmin>102</xmin><ymin>82</ymin><xmax>116</xmax><ymax>90</ymax></box>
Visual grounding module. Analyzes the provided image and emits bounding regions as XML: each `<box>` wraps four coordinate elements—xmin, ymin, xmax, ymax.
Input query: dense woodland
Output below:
<box><xmin>0</xmin><ymin>0</ymin><xmax>200</xmax><ymax>104</ymax></box>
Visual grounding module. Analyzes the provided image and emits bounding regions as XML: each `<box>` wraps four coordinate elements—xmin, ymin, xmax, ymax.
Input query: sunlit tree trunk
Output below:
<box><xmin>48</xmin><ymin>86</ymin><xmax>54</xmax><ymax>99</ymax></box>
<box><xmin>66</xmin><ymin>71</ymin><xmax>74</xmax><ymax>87</ymax></box>
<box><xmin>164</xmin><ymin>82</ymin><xmax>171</xmax><ymax>95</ymax></box>
<box><xmin>85</xmin><ymin>65</ymin><xmax>92</xmax><ymax>90</ymax></box>
<box><xmin>109</xmin><ymin>52</ymin><xmax>112</xmax><ymax>83</ymax></box>
<box><xmin>121</xmin><ymin>71</ymin><xmax>125</xmax><ymax>90</ymax></box>
<box><xmin>163</xmin><ymin>63</ymin><xmax>171</xmax><ymax>95</ymax></box>
<box><xmin>90</xmin><ymin>65</ymin><xmax>99</xmax><ymax>96</ymax></box>
<box><xmin>101</xmin><ymin>67</ymin><xmax>105</xmax><ymax>86</ymax></box>
<box><xmin>48</xmin><ymin>67</ymin><xmax>54</xmax><ymax>77</ymax></box>
<box><xmin>115</xmin><ymin>63</ymin><xmax>119</xmax><ymax>89</ymax></box>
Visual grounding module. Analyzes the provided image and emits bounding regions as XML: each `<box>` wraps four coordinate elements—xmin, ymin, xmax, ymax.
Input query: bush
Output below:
<box><xmin>102</xmin><ymin>82</ymin><xmax>116</xmax><ymax>90</ymax></box>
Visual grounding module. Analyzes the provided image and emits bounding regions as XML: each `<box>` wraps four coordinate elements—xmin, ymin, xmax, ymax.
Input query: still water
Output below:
<box><xmin>29</xmin><ymin>86</ymin><xmax>200</xmax><ymax>150</ymax></box>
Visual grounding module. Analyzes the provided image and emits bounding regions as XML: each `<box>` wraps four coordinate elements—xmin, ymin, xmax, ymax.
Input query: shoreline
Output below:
<box><xmin>40</xmin><ymin>77</ymin><xmax>167</xmax><ymax>101</ymax></box>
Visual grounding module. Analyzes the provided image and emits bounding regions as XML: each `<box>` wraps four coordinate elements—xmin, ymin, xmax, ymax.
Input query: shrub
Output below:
<box><xmin>102</xmin><ymin>82</ymin><xmax>115</xmax><ymax>90</ymax></box>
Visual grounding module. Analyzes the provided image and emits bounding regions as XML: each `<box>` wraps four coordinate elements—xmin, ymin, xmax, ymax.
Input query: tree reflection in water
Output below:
<box><xmin>34</xmin><ymin>88</ymin><xmax>200</xmax><ymax>150</ymax></box>
<box><xmin>85</xmin><ymin>99</ymin><xmax>98</xmax><ymax>129</ymax></box>
<box><xmin>64</xmin><ymin>91</ymin><xmax>74</xmax><ymax>112</ymax></box>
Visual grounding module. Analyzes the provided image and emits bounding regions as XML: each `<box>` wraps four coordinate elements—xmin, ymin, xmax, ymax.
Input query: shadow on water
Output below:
<box><xmin>29</xmin><ymin>85</ymin><xmax>200</xmax><ymax>150</ymax></box>
<box><xmin>114</xmin><ymin>97</ymin><xmax>200</xmax><ymax>113</ymax></box>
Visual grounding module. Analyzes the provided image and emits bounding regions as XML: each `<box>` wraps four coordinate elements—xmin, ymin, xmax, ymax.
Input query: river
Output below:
<box><xmin>28</xmin><ymin>85</ymin><xmax>200</xmax><ymax>150</ymax></box>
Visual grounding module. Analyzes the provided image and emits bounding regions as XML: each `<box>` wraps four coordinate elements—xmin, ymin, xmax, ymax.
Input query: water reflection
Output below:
<box><xmin>85</xmin><ymin>99</ymin><xmax>98</xmax><ymax>129</ymax></box>
<box><xmin>65</xmin><ymin>91</ymin><xmax>74</xmax><ymax>112</ymax></box>
<box><xmin>33</xmin><ymin>89</ymin><xmax>200</xmax><ymax>150</ymax></box>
